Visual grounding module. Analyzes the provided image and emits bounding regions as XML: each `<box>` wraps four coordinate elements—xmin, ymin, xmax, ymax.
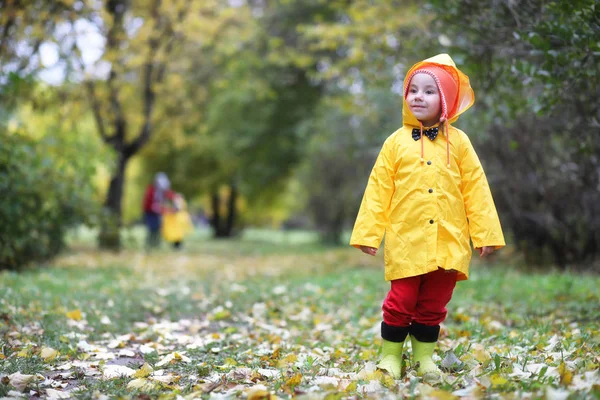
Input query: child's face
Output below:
<box><xmin>406</xmin><ymin>73</ymin><xmax>442</xmax><ymax>127</ymax></box>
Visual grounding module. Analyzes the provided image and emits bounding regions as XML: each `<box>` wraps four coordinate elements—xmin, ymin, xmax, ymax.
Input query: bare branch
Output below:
<box><xmin>84</xmin><ymin>80</ymin><xmax>112</xmax><ymax>144</ymax></box>
<box><xmin>126</xmin><ymin>0</ymin><xmax>192</xmax><ymax>157</ymax></box>
<box><xmin>103</xmin><ymin>0</ymin><xmax>130</xmax><ymax>150</ymax></box>
<box><xmin>0</xmin><ymin>16</ymin><xmax>15</xmax><ymax>60</ymax></box>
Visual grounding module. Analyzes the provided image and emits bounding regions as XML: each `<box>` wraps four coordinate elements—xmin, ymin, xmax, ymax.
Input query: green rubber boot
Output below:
<box><xmin>410</xmin><ymin>336</ymin><xmax>441</xmax><ymax>376</ymax></box>
<box><xmin>376</xmin><ymin>339</ymin><xmax>405</xmax><ymax>379</ymax></box>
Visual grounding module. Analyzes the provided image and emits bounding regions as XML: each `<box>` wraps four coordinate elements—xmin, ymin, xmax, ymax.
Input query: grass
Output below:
<box><xmin>1</xmin><ymin>227</ymin><xmax>599</xmax><ymax>399</ymax></box>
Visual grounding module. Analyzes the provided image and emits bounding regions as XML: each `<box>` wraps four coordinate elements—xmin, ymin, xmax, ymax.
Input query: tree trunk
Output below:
<box><xmin>210</xmin><ymin>183</ymin><xmax>238</xmax><ymax>238</ymax></box>
<box><xmin>322</xmin><ymin>208</ymin><xmax>344</xmax><ymax>245</ymax></box>
<box><xmin>225</xmin><ymin>184</ymin><xmax>237</xmax><ymax>236</ymax></box>
<box><xmin>210</xmin><ymin>192</ymin><xmax>222</xmax><ymax>237</ymax></box>
<box><xmin>98</xmin><ymin>152</ymin><xmax>128</xmax><ymax>250</ymax></box>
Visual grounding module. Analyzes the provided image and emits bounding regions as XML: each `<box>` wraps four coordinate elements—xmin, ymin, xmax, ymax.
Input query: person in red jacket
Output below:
<box><xmin>143</xmin><ymin>172</ymin><xmax>174</xmax><ymax>249</ymax></box>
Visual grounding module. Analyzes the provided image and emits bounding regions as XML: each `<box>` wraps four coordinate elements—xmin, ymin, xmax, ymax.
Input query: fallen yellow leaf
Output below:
<box><xmin>127</xmin><ymin>378</ymin><xmax>157</xmax><ymax>391</ymax></box>
<box><xmin>220</xmin><ymin>357</ymin><xmax>238</xmax><ymax>368</ymax></box>
<box><xmin>133</xmin><ymin>363</ymin><xmax>154</xmax><ymax>378</ymax></box>
<box><xmin>66</xmin><ymin>309</ymin><xmax>82</xmax><ymax>321</ymax></box>
<box><xmin>472</xmin><ymin>346</ymin><xmax>491</xmax><ymax>364</ymax></box>
<box><xmin>559</xmin><ymin>362</ymin><xmax>573</xmax><ymax>386</ymax></box>
<box><xmin>428</xmin><ymin>389</ymin><xmax>459</xmax><ymax>399</ymax></box>
<box><xmin>16</xmin><ymin>348</ymin><xmax>30</xmax><ymax>358</ymax></box>
<box><xmin>490</xmin><ymin>374</ymin><xmax>508</xmax><ymax>388</ymax></box>
<box><xmin>277</xmin><ymin>353</ymin><xmax>297</xmax><ymax>368</ymax></box>
<box><xmin>360</xmin><ymin>349</ymin><xmax>377</xmax><ymax>360</ymax></box>
<box><xmin>247</xmin><ymin>384</ymin><xmax>274</xmax><ymax>400</ymax></box>
<box><xmin>212</xmin><ymin>310</ymin><xmax>231</xmax><ymax>320</ymax></box>
<box><xmin>344</xmin><ymin>381</ymin><xmax>358</xmax><ymax>392</ymax></box>
<box><xmin>381</xmin><ymin>373</ymin><xmax>396</xmax><ymax>388</ymax></box>
<box><xmin>40</xmin><ymin>347</ymin><xmax>59</xmax><ymax>361</ymax></box>
<box><xmin>284</xmin><ymin>372</ymin><xmax>302</xmax><ymax>388</ymax></box>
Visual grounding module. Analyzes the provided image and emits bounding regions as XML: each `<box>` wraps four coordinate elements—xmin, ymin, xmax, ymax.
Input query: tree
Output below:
<box><xmin>290</xmin><ymin>1</ymin><xmax>427</xmax><ymax>243</ymax></box>
<box><xmin>76</xmin><ymin>0</ymin><xmax>199</xmax><ymax>248</ymax></box>
<box><xmin>426</xmin><ymin>0</ymin><xmax>600</xmax><ymax>268</ymax></box>
<box><xmin>299</xmin><ymin>90</ymin><xmax>404</xmax><ymax>244</ymax></box>
<box><xmin>139</xmin><ymin>0</ymin><xmax>335</xmax><ymax>238</ymax></box>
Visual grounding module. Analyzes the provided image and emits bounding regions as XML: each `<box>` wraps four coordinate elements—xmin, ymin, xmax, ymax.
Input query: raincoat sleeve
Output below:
<box><xmin>459</xmin><ymin>134</ymin><xmax>506</xmax><ymax>250</ymax></box>
<box><xmin>349</xmin><ymin>138</ymin><xmax>396</xmax><ymax>249</ymax></box>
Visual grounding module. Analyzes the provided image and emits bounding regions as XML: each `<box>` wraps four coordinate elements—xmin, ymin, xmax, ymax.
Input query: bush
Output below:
<box><xmin>0</xmin><ymin>132</ymin><xmax>98</xmax><ymax>270</ymax></box>
<box><xmin>480</xmin><ymin>112</ymin><xmax>600</xmax><ymax>270</ymax></box>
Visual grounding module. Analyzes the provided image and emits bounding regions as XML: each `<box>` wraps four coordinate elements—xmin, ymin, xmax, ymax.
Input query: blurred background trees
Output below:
<box><xmin>1</xmin><ymin>0</ymin><xmax>598</xmax><ymax>270</ymax></box>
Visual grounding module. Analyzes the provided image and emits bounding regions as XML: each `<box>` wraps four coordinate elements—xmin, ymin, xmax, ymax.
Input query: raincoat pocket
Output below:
<box><xmin>384</xmin><ymin>224</ymin><xmax>408</xmax><ymax>264</ymax></box>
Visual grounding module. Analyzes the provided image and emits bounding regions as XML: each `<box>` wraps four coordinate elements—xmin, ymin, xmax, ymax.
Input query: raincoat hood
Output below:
<box><xmin>402</xmin><ymin>54</ymin><xmax>474</xmax><ymax>128</ymax></box>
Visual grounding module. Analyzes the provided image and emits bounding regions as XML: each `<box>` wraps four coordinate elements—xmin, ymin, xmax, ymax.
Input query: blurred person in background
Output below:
<box><xmin>142</xmin><ymin>172</ymin><xmax>174</xmax><ymax>249</ymax></box>
<box><xmin>161</xmin><ymin>193</ymin><xmax>194</xmax><ymax>250</ymax></box>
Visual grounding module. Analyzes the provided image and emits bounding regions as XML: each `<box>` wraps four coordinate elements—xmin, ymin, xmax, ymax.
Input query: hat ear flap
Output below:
<box><xmin>441</xmin><ymin>67</ymin><xmax>460</xmax><ymax>119</ymax></box>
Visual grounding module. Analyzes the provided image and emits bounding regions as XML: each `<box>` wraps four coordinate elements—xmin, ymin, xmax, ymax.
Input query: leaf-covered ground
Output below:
<box><xmin>1</xmin><ymin>232</ymin><xmax>599</xmax><ymax>399</ymax></box>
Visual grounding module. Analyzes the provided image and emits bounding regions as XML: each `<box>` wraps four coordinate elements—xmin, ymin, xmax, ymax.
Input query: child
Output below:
<box><xmin>161</xmin><ymin>193</ymin><xmax>194</xmax><ymax>249</ymax></box>
<box><xmin>143</xmin><ymin>172</ymin><xmax>175</xmax><ymax>249</ymax></box>
<box><xmin>349</xmin><ymin>54</ymin><xmax>505</xmax><ymax>379</ymax></box>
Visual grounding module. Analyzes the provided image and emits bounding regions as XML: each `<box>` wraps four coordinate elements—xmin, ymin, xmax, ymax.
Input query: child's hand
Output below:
<box><xmin>478</xmin><ymin>246</ymin><xmax>495</xmax><ymax>257</ymax></box>
<box><xmin>360</xmin><ymin>246</ymin><xmax>377</xmax><ymax>256</ymax></box>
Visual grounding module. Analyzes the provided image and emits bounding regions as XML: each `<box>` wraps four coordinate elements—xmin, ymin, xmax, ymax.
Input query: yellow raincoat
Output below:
<box><xmin>162</xmin><ymin>196</ymin><xmax>194</xmax><ymax>244</ymax></box>
<box><xmin>350</xmin><ymin>54</ymin><xmax>505</xmax><ymax>281</ymax></box>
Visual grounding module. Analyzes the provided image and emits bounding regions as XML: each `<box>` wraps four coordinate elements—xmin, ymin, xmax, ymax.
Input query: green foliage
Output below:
<box><xmin>0</xmin><ymin>131</ymin><xmax>98</xmax><ymax>270</ymax></box>
<box><xmin>299</xmin><ymin>89</ymin><xmax>404</xmax><ymax>244</ymax></box>
<box><xmin>140</xmin><ymin>0</ymin><xmax>332</xmax><ymax>230</ymax></box>
<box><xmin>425</xmin><ymin>0</ymin><xmax>600</xmax><ymax>268</ymax></box>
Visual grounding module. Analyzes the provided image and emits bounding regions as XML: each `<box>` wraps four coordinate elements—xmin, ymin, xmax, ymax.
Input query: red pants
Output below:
<box><xmin>382</xmin><ymin>268</ymin><xmax>457</xmax><ymax>327</ymax></box>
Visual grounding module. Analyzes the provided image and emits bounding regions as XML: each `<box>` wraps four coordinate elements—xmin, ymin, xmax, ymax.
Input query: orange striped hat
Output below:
<box><xmin>404</xmin><ymin>65</ymin><xmax>460</xmax><ymax>121</ymax></box>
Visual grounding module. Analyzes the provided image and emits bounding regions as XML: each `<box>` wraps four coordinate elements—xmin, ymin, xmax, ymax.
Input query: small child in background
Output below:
<box><xmin>161</xmin><ymin>193</ymin><xmax>194</xmax><ymax>249</ymax></box>
<box><xmin>350</xmin><ymin>54</ymin><xmax>505</xmax><ymax>379</ymax></box>
<box><xmin>143</xmin><ymin>172</ymin><xmax>174</xmax><ymax>249</ymax></box>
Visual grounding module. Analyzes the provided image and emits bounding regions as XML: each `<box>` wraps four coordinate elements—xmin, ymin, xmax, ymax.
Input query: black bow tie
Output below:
<box><xmin>412</xmin><ymin>127</ymin><xmax>439</xmax><ymax>141</ymax></box>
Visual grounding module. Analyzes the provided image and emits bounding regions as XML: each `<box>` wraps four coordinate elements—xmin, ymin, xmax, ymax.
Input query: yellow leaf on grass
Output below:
<box><xmin>16</xmin><ymin>348</ymin><xmax>30</xmax><ymax>358</ymax></box>
<box><xmin>212</xmin><ymin>310</ymin><xmax>231</xmax><ymax>320</ymax></box>
<box><xmin>133</xmin><ymin>363</ymin><xmax>154</xmax><ymax>378</ymax></box>
<box><xmin>277</xmin><ymin>353</ymin><xmax>297</xmax><ymax>368</ymax></box>
<box><xmin>285</xmin><ymin>373</ymin><xmax>302</xmax><ymax>388</ymax></box>
<box><xmin>127</xmin><ymin>378</ymin><xmax>157</xmax><ymax>391</ymax></box>
<box><xmin>271</xmin><ymin>347</ymin><xmax>281</xmax><ymax>360</ymax></box>
<box><xmin>332</xmin><ymin>348</ymin><xmax>348</xmax><ymax>359</ymax></box>
<box><xmin>453</xmin><ymin>313</ymin><xmax>471</xmax><ymax>322</ymax></box>
<box><xmin>472</xmin><ymin>346</ymin><xmax>491</xmax><ymax>364</ymax></box>
<box><xmin>490</xmin><ymin>374</ymin><xmax>508</xmax><ymax>388</ymax></box>
<box><xmin>247</xmin><ymin>384</ymin><xmax>273</xmax><ymax>400</ymax></box>
<box><xmin>41</xmin><ymin>347</ymin><xmax>59</xmax><ymax>361</ymax></box>
<box><xmin>558</xmin><ymin>362</ymin><xmax>573</xmax><ymax>386</ymax></box>
<box><xmin>66</xmin><ymin>309</ymin><xmax>82</xmax><ymax>321</ymax></box>
<box><xmin>222</xmin><ymin>357</ymin><xmax>238</xmax><ymax>367</ymax></box>
<box><xmin>381</xmin><ymin>374</ymin><xmax>396</xmax><ymax>388</ymax></box>
<box><xmin>344</xmin><ymin>381</ymin><xmax>357</xmax><ymax>392</ymax></box>
<box><xmin>360</xmin><ymin>349</ymin><xmax>377</xmax><ymax>360</ymax></box>
<box><xmin>151</xmin><ymin>373</ymin><xmax>181</xmax><ymax>384</ymax></box>
<box><xmin>428</xmin><ymin>389</ymin><xmax>459</xmax><ymax>399</ymax></box>
<box><xmin>365</xmin><ymin>370</ymin><xmax>385</xmax><ymax>381</ymax></box>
